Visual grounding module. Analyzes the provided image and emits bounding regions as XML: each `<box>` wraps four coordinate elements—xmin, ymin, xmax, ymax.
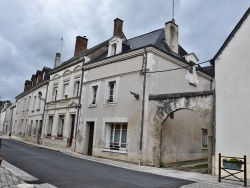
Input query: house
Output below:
<box><xmin>42</xmin><ymin>36</ymin><xmax>108</xmax><ymax>149</ymax></box>
<box><xmin>212</xmin><ymin>7</ymin><xmax>250</xmax><ymax>177</ymax></box>
<box><xmin>3</xmin><ymin>103</ymin><xmax>16</xmax><ymax>136</ymax></box>
<box><xmin>0</xmin><ymin>101</ymin><xmax>12</xmax><ymax>135</ymax></box>
<box><xmin>73</xmin><ymin>18</ymin><xmax>214</xmax><ymax>166</ymax></box>
<box><xmin>14</xmin><ymin>67</ymin><xmax>51</xmax><ymax>143</ymax></box>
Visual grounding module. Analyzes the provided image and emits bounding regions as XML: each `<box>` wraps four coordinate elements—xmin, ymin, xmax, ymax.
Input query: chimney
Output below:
<box><xmin>24</xmin><ymin>80</ymin><xmax>32</xmax><ymax>91</ymax></box>
<box><xmin>74</xmin><ymin>36</ymin><xmax>88</xmax><ymax>57</ymax></box>
<box><xmin>31</xmin><ymin>75</ymin><xmax>37</xmax><ymax>86</ymax></box>
<box><xmin>113</xmin><ymin>18</ymin><xmax>123</xmax><ymax>37</ymax></box>
<box><xmin>36</xmin><ymin>71</ymin><xmax>43</xmax><ymax>83</ymax></box>
<box><xmin>54</xmin><ymin>52</ymin><xmax>61</xmax><ymax>68</ymax></box>
<box><xmin>165</xmin><ymin>20</ymin><xmax>178</xmax><ymax>54</ymax></box>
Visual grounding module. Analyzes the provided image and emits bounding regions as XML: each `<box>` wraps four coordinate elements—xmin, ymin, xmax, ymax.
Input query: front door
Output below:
<box><xmin>69</xmin><ymin>114</ymin><xmax>75</xmax><ymax>147</ymax></box>
<box><xmin>87</xmin><ymin>122</ymin><xmax>95</xmax><ymax>156</ymax></box>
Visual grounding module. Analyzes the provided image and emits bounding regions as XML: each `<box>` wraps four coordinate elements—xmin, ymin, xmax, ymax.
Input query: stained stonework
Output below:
<box><xmin>149</xmin><ymin>90</ymin><xmax>214</xmax><ymax>173</ymax></box>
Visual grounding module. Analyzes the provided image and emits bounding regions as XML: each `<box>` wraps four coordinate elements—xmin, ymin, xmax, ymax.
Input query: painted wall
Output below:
<box><xmin>215</xmin><ymin>12</ymin><xmax>250</xmax><ymax>177</ymax></box>
<box><xmin>161</xmin><ymin>109</ymin><xmax>208</xmax><ymax>164</ymax></box>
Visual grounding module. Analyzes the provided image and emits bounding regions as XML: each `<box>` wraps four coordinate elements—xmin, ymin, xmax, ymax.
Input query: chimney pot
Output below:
<box><xmin>54</xmin><ymin>52</ymin><xmax>61</xmax><ymax>68</ymax></box>
<box><xmin>74</xmin><ymin>36</ymin><xmax>88</xmax><ymax>57</ymax></box>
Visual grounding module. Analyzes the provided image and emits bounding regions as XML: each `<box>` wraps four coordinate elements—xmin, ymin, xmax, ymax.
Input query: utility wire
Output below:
<box><xmin>146</xmin><ymin>59</ymin><xmax>212</xmax><ymax>74</ymax></box>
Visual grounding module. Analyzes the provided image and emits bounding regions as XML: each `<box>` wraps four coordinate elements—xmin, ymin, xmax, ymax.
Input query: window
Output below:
<box><xmin>107</xmin><ymin>81</ymin><xmax>115</xmax><ymax>103</ymax></box>
<box><xmin>58</xmin><ymin>115</ymin><xmax>64</xmax><ymax>137</ymax></box>
<box><xmin>37</xmin><ymin>95</ymin><xmax>41</xmax><ymax>111</ymax></box>
<box><xmin>34</xmin><ymin>120</ymin><xmax>38</xmax><ymax>135</ymax></box>
<box><xmin>91</xmin><ymin>86</ymin><xmax>98</xmax><ymax>105</ymax></box>
<box><xmin>23</xmin><ymin>98</ymin><xmax>26</xmax><ymax>111</ymax></box>
<box><xmin>27</xmin><ymin>96</ymin><xmax>31</xmax><ymax>111</ymax></box>
<box><xmin>47</xmin><ymin>116</ymin><xmax>53</xmax><ymax>136</ymax></box>
<box><xmin>103</xmin><ymin>123</ymin><xmax>127</xmax><ymax>151</ymax></box>
<box><xmin>32</xmin><ymin>96</ymin><xmax>36</xmax><ymax>111</ymax></box>
<box><xmin>29</xmin><ymin>121</ymin><xmax>33</xmax><ymax>136</ymax></box>
<box><xmin>202</xmin><ymin>129</ymin><xmax>208</xmax><ymax>148</ymax></box>
<box><xmin>75</xmin><ymin>78</ymin><xmax>80</xmax><ymax>97</ymax></box>
<box><xmin>53</xmin><ymin>85</ymin><xmax>58</xmax><ymax>101</ymax></box>
<box><xmin>64</xmin><ymin>81</ymin><xmax>69</xmax><ymax>99</ymax></box>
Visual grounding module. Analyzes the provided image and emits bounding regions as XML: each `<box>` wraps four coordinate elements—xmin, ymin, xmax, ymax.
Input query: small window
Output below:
<box><xmin>27</xmin><ymin>96</ymin><xmax>31</xmax><ymax>111</ymax></box>
<box><xmin>202</xmin><ymin>129</ymin><xmax>208</xmax><ymax>148</ymax></box>
<box><xmin>64</xmin><ymin>81</ymin><xmax>69</xmax><ymax>99</ymax></box>
<box><xmin>91</xmin><ymin>86</ymin><xmax>98</xmax><ymax>105</ymax></box>
<box><xmin>23</xmin><ymin>98</ymin><xmax>26</xmax><ymax>111</ymax></box>
<box><xmin>58</xmin><ymin>115</ymin><xmax>64</xmax><ymax>137</ymax></box>
<box><xmin>107</xmin><ymin>81</ymin><xmax>115</xmax><ymax>103</ymax></box>
<box><xmin>47</xmin><ymin>116</ymin><xmax>53</xmax><ymax>136</ymax></box>
<box><xmin>53</xmin><ymin>85</ymin><xmax>58</xmax><ymax>101</ymax></box>
<box><xmin>75</xmin><ymin>78</ymin><xmax>80</xmax><ymax>97</ymax></box>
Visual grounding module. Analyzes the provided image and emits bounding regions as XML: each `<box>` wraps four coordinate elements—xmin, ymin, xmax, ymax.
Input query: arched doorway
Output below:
<box><xmin>148</xmin><ymin>91</ymin><xmax>214</xmax><ymax>173</ymax></box>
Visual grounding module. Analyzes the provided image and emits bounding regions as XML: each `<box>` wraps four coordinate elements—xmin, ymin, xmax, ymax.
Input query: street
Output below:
<box><xmin>0</xmin><ymin>139</ymin><xmax>194</xmax><ymax>188</ymax></box>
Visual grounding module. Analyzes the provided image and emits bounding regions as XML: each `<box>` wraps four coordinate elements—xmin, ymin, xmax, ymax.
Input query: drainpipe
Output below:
<box><xmin>74</xmin><ymin>61</ymin><xmax>85</xmax><ymax>152</ymax></box>
<box><xmin>212</xmin><ymin>80</ymin><xmax>216</xmax><ymax>175</ymax></box>
<box><xmin>38</xmin><ymin>81</ymin><xmax>49</xmax><ymax>145</ymax></box>
<box><xmin>139</xmin><ymin>48</ymin><xmax>147</xmax><ymax>165</ymax></box>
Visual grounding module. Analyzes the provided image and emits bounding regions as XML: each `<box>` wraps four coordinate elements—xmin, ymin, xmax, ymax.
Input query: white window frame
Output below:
<box><xmin>36</xmin><ymin>94</ymin><xmax>41</xmax><ymax>111</ymax></box>
<box><xmin>89</xmin><ymin>81</ymin><xmax>100</xmax><ymax>106</ymax></box>
<box><xmin>104</xmin><ymin>77</ymin><xmax>119</xmax><ymax>104</ymax></box>
<box><xmin>53</xmin><ymin>84</ymin><xmax>58</xmax><ymax>101</ymax></box>
<box><xmin>102</xmin><ymin>122</ymin><xmax>127</xmax><ymax>153</ymax></box>
<box><xmin>32</xmin><ymin>96</ymin><xmax>36</xmax><ymax>111</ymax></box>
<box><xmin>64</xmin><ymin>80</ymin><xmax>69</xmax><ymax>99</ymax></box>
<box><xmin>75</xmin><ymin>77</ymin><xmax>81</xmax><ymax>97</ymax></box>
<box><xmin>58</xmin><ymin>115</ymin><xmax>64</xmax><ymax>137</ymax></box>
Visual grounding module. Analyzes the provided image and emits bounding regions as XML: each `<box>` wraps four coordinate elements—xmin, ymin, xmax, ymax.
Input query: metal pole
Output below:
<box><xmin>244</xmin><ymin>155</ymin><xmax>247</xmax><ymax>187</ymax></box>
<box><xmin>74</xmin><ymin>62</ymin><xmax>85</xmax><ymax>152</ymax></box>
<box><xmin>219</xmin><ymin>153</ymin><xmax>221</xmax><ymax>182</ymax></box>
<box><xmin>139</xmin><ymin>48</ymin><xmax>147</xmax><ymax>166</ymax></box>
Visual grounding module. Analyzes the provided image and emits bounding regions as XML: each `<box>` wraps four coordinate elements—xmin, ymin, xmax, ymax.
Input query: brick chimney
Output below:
<box><xmin>36</xmin><ymin>70</ymin><xmax>43</xmax><ymax>83</ymax></box>
<box><xmin>165</xmin><ymin>19</ymin><xmax>178</xmax><ymax>54</ymax></box>
<box><xmin>31</xmin><ymin>75</ymin><xmax>37</xmax><ymax>86</ymax></box>
<box><xmin>24</xmin><ymin>80</ymin><xmax>32</xmax><ymax>91</ymax></box>
<box><xmin>54</xmin><ymin>52</ymin><xmax>61</xmax><ymax>68</ymax></box>
<box><xmin>74</xmin><ymin>36</ymin><xmax>88</xmax><ymax>57</ymax></box>
<box><xmin>113</xmin><ymin>18</ymin><xmax>123</xmax><ymax>37</ymax></box>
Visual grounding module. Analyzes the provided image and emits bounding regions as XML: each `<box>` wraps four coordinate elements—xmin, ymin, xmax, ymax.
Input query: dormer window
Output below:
<box><xmin>108</xmin><ymin>37</ymin><xmax>122</xmax><ymax>57</ymax></box>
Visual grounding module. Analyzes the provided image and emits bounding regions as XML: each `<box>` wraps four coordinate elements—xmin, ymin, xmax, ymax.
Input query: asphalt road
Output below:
<box><xmin>0</xmin><ymin>139</ymin><xmax>194</xmax><ymax>188</ymax></box>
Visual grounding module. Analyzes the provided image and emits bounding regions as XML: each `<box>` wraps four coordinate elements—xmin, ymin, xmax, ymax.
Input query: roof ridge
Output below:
<box><xmin>126</xmin><ymin>28</ymin><xmax>164</xmax><ymax>42</ymax></box>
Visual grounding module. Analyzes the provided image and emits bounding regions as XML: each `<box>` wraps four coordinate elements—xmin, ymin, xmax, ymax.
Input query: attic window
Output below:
<box><xmin>108</xmin><ymin>37</ymin><xmax>122</xmax><ymax>57</ymax></box>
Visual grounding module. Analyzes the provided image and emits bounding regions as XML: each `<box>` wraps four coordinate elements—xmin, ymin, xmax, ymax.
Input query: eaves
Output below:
<box><xmin>15</xmin><ymin>80</ymin><xmax>49</xmax><ymax>100</ymax></box>
<box><xmin>50</xmin><ymin>57</ymin><xmax>84</xmax><ymax>75</ymax></box>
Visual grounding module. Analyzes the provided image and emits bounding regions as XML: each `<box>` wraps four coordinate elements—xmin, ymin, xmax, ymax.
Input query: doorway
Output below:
<box><xmin>69</xmin><ymin>114</ymin><xmax>75</xmax><ymax>147</ymax></box>
<box><xmin>87</xmin><ymin>122</ymin><xmax>95</xmax><ymax>156</ymax></box>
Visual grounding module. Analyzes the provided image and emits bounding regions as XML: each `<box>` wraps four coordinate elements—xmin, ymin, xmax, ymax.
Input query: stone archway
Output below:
<box><xmin>148</xmin><ymin>90</ymin><xmax>214</xmax><ymax>173</ymax></box>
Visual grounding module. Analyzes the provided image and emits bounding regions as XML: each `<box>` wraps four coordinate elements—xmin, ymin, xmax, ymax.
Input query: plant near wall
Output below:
<box><xmin>223</xmin><ymin>158</ymin><xmax>244</xmax><ymax>165</ymax></box>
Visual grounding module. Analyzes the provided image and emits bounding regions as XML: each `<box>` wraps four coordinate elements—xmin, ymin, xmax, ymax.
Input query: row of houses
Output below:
<box><xmin>1</xmin><ymin>7</ymin><xmax>250</xmax><ymax>178</ymax></box>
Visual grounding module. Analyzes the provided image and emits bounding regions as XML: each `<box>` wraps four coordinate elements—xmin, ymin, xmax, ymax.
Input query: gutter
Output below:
<box><xmin>139</xmin><ymin>48</ymin><xmax>147</xmax><ymax>165</ymax></box>
<box><xmin>74</xmin><ymin>60</ymin><xmax>85</xmax><ymax>152</ymax></box>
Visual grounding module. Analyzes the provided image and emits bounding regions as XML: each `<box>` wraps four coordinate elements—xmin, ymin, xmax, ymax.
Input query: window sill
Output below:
<box><xmin>44</xmin><ymin>136</ymin><xmax>52</xmax><ymax>138</ymax></box>
<box><xmin>88</xmin><ymin>104</ymin><xmax>97</xmax><ymax>108</ymax></box>
<box><xmin>101</xmin><ymin>148</ymin><xmax>127</xmax><ymax>154</ymax></box>
<box><xmin>36</xmin><ymin>109</ymin><xmax>40</xmax><ymax>111</ymax></box>
<box><xmin>104</xmin><ymin>102</ymin><xmax>117</xmax><ymax>106</ymax></box>
<box><xmin>31</xmin><ymin>110</ymin><xmax>34</xmax><ymax>112</ymax></box>
<box><xmin>202</xmin><ymin>147</ymin><xmax>208</xmax><ymax>150</ymax></box>
<box><xmin>55</xmin><ymin>137</ymin><xmax>63</xmax><ymax>140</ymax></box>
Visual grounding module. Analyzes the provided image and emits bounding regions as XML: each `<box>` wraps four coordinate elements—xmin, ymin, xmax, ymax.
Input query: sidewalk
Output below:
<box><xmin>0</xmin><ymin>135</ymin><xmax>249</xmax><ymax>188</ymax></box>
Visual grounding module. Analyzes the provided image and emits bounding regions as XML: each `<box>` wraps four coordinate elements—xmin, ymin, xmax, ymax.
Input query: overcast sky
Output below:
<box><xmin>0</xmin><ymin>0</ymin><xmax>249</xmax><ymax>103</ymax></box>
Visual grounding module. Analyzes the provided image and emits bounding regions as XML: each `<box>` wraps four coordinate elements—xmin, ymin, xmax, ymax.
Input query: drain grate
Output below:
<box><xmin>24</xmin><ymin>180</ymin><xmax>44</xmax><ymax>184</ymax></box>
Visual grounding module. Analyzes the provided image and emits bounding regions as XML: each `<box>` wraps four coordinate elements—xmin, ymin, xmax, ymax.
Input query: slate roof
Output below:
<box><xmin>198</xmin><ymin>65</ymin><xmax>215</xmax><ymax>78</ymax></box>
<box><xmin>212</xmin><ymin>7</ymin><xmax>250</xmax><ymax>65</ymax></box>
<box><xmin>86</xmin><ymin>28</ymin><xmax>188</xmax><ymax>64</ymax></box>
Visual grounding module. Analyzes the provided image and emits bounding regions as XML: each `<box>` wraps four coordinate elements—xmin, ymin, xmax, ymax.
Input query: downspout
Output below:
<box><xmin>212</xmin><ymin>79</ymin><xmax>216</xmax><ymax>175</ymax></box>
<box><xmin>74</xmin><ymin>60</ymin><xmax>85</xmax><ymax>152</ymax></box>
<box><xmin>10</xmin><ymin>106</ymin><xmax>14</xmax><ymax>136</ymax></box>
<box><xmin>38</xmin><ymin>81</ymin><xmax>49</xmax><ymax>145</ymax></box>
<box><xmin>139</xmin><ymin>48</ymin><xmax>147</xmax><ymax>166</ymax></box>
